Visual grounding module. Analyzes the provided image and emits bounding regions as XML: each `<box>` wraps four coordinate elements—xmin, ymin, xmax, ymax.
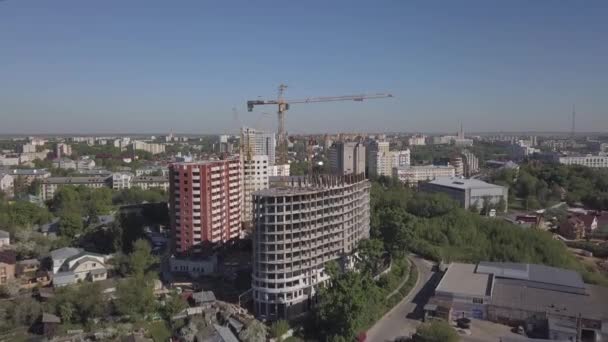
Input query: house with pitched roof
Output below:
<box><xmin>49</xmin><ymin>247</ymin><xmax>108</xmax><ymax>287</ymax></box>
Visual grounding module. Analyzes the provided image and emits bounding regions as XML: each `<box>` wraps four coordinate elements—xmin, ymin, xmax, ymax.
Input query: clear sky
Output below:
<box><xmin>1</xmin><ymin>0</ymin><xmax>607</xmax><ymax>134</ymax></box>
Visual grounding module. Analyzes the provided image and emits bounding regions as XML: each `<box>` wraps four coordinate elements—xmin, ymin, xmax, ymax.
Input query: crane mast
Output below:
<box><xmin>247</xmin><ymin>85</ymin><xmax>392</xmax><ymax>165</ymax></box>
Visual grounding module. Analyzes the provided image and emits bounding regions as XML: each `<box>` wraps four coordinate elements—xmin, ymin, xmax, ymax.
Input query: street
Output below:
<box><xmin>365</xmin><ymin>255</ymin><xmax>437</xmax><ymax>342</ymax></box>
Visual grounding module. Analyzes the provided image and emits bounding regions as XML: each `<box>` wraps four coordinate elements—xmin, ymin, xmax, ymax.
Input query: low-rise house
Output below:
<box><xmin>0</xmin><ymin>250</ymin><xmax>16</xmax><ymax>285</ymax></box>
<box><xmin>191</xmin><ymin>290</ymin><xmax>216</xmax><ymax>307</ymax></box>
<box><xmin>38</xmin><ymin>218</ymin><xmax>60</xmax><ymax>236</ymax></box>
<box><xmin>41</xmin><ymin>312</ymin><xmax>61</xmax><ymax>338</ymax></box>
<box><xmin>49</xmin><ymin>247</ymin><xmax>108</xmax><ymax>287</ymax></box>
<box><xmin>16</xmin><ymin>259</ymin><xmax>51</xmax><ymax>289</ymax></box>
<box><xmin>0</xmin><ymin>229</ymin><xmax>10</xmax><ymax>247</ymax></box>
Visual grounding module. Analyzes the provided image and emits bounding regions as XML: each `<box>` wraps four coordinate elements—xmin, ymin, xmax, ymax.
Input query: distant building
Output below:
<box><xmin>269</xmin><ymin>164</ymin><xmax>290</xmax><ymax>177</ymax></box>
<box><xmin>252</xmin><ymin>174</ymin><xmax>370</xmax><ymax>320</ymax></box>
<box><xmin>55</xmin><ymin>143</ymin><xmax>72</xmax><ymax>158</ymax></box>
<box><xmin>132</xmin><ymin>176</ymin><xmax>169</xmax><ymax>191</ymax></box>
<box><xmin>450</xmin><ymin>156</ymin><xmax>464</xmax><ymax>177</ymax></box>
<box><xmin>329</xmin><ymin>141</ymin><xmax>366</xmax><ymax>176</ymax></box>
<box><xmin>135</xmin><ymin>166</ymin><xmax>168</xmax><ymax>177</ymax></box>
<box><xmin>20</xmin><ymin>143</ymin><xmax>37</xmax><ymax>154</ymax></box>
<box><xmin>241</xmin><ymin>127</ymin><xmax>276</xmax><ymax>165</ymax></box>
<box><xmin>408</xmin><ymin>134</ymin><xmax>427</xmax><ymax>146</ymax></box>
<box><xmin>41</xmin><ymin>176</ymin><xmax>110</xmax><ymax>200</ymax></box>
<box><xmin>111</xmin><ymin>172</ymin><xmax>133</xmax><ymax>190</ymax></box>
<box><xmin>420</xmin><ymin>177</ymin><xmax>508</xmax><ymax>211</ymax></box>
<box><xmin>132</xmin><ymin>141</ymin><xmax>166</xmax><ymax>155</ymax></box>
<box><xmin>367</xmin><ymin>140</ymin><xmax>410</xmax><ymax>178</ymax></box>
<box><xmin>559</xmin><ymin>155</ymin><xmax>608</xmax><ymax>168</ymax></box>
<box><xmin>242</xmin><ymin>155</ymin><xmax>269</xmax><ymax>225</ymax></box>
<box><xmin>169</xmin><ymin>158</ymin><xmax>242</xmax><ymax>254</ymax></box>
<box><xmin>461</xmin><ymin>150</ymin><xmax>479</xmax><ymax>177</ymax></box>
<box><xmin>392</xmin><ymin>165</ymin><xmax>456</xmax><ymax>185</ymax></box>
<box><xmin>0</xmin><ymin>172</ymin><xmax>14</xmax><ymax>197</ymax></box>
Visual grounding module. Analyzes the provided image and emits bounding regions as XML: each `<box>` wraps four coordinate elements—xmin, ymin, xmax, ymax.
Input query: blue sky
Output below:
<box><xmin>1</xmin><ymin>0</ymin><xmax>607</xmax><ymax>134</ymax></box>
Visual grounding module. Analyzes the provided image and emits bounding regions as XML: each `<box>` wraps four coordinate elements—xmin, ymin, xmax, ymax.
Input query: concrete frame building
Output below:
<box><xmin>252</xmin><ymin>174</ymin><xmax>370</xmax><ymax>320</ymax></box>
<box><xmin>169</xmin><ymin>158</ymin><xmax>242</xmax><ymax>254</ymax></box>
<box><xmin>420</xmin><ymin>177</ymin><xmax>508</xmax><ymax>212</ymax></box>
<box><xmin>461</xmin><ymin>150</ymin><xmax>479</xmax><ymax>177</ymax></box>
<box><xmin>132</xmin><ymin>140</ymin><xmax>166</xmax><ymax>155</ymax></box>
<box><xmin>329</xmin><ymin>142</ymin><xmax>366</xmax><ymax>176</ymax></box>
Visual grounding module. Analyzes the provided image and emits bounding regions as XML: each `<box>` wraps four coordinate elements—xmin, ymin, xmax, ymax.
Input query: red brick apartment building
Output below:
<box><xmin>169</xmin><ymin>158</ymin><xmax>241</xmax><ymax>254</ymax></box>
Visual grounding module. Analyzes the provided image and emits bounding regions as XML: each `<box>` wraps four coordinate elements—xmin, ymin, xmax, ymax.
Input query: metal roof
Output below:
<box><xmin>476</xmin><ymin>262</ymin><xmax>585</xmax><ymax>291</ymax></box>
<box><xmin>427</xmin><ymin>177</ymin><xmax>504</xmax><ymax>190</ymax></box>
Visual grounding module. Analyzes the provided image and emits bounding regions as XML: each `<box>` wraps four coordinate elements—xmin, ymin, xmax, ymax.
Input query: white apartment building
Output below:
<box><xmin>20</xmin><ymin>144</ymin><xmax>37</xmax><ymax>153</ymax></box>
<box><xmin>42</xmin><ymin>176</ymin><xmax>109</xmax><ymax>200</ymax></box>
<box><xmin>111</xmin><ymin>172</ymin><xmax>134</xmax><ymax>190</ymax></box>
<box><xmin>408</xmin><ymin>134</ymin><xmax>427</xmax><ymax>146</ymax></box>
<box><xmin>392</xmin><ymin>165</ymin><xmax>456</xmax><ymax>185</ymax></box>
<box><xmin>242</xmin><ymin>155</ymin><xmax>270</xmax><ymax>224</ymax></box>
<box><xmin>252</xmin><ymin>174</ymin><xmax>370</xmax><ymax>320</ymax></box>
<box><xmin>132</xmin><ymin>176</ymin><xmax>169</xmax><ymax>191</ymax></box>
<box><xmin>132</xmin><ymin>141</ymin><xmax>166</xmax><ymax>155</ymax></box>
<box><xmin>559</xmin><ymin>155</ymin><xmax>608</xmax><ymax>168</ymax></box>
<box><xmin>368</xmin><ymin>141</ymin><xmax>410</xmax><ymax>178</ymax></box>
<box><xmin>269</xmin><ymin>164</ymin><xmax>291</xmax><ymax>177</ymax></box>
<box><xmin>55</xmin><ymin>143</ymin><xmax>72</xmax><ymax>158</ymax></box>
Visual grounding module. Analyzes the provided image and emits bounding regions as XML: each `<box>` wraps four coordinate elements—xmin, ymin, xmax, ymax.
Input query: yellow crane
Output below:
<box><xmin>247</xmin><ymin>84</ymin><xmax>393</xmax><ymax>164</ymax></box>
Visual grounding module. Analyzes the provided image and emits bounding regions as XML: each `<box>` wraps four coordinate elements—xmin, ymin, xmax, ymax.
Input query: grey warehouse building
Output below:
<box><xmin>430</xmin><ymin>262</ymin><xmax>608</xmax><ymax>341</ymax></box>
<box><xmin>420</xmin><ymin>177</ymin><xmax>508</xmax><ymax>212</ymax></box>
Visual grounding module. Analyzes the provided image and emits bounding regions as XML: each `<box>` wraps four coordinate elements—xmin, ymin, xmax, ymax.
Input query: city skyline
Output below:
<box><xmin>1</xmin><ymin>1</ymin><xmax>607</xmax><ymax>134</ymax></box>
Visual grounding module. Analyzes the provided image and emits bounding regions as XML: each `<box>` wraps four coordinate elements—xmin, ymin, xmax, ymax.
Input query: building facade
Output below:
<box><xmin>329</xmin><ymin>142</ymin><xmax>366</xmax><ymax>176</ymax></box>
<box><xmin>169</xmin><ymin>158</ymin><xmax>242</xmax><ymax>254</ymax></box>
<box><xmin>41</xmin><ymin>176</ymin><xmax>110</xmax><ymax>200</ymax></box>
<box><xmin>392</xmin><ymin>165</ymin><xmax>456</xmax><ymax>185</ymax></box>
<box><xmin>559</xmin><ymin>155</ymin><xmax>608</xmax><ymax>168</ymax></box>
<box><xmin>252</xmin><ymin>174</ymin><xmax>371</xmax><ymax>320</ymax></box>
<box><xmin>132</xmin><ymin>141</ymin><xmax>166</xmax><ymax>155</ymax></box>
<box><xmin>242</xmin><ymin>155</ymin><xmax>270</xmax><ymax>224</ymax></box>
<box><xmin>462</xmin><ymin>150</ymin><xmax>479</xmax><ymax>177</ymax></box>
<box><xmin>0</xmin><ymin>173</ymin><xmax>14</xmax><ymax>197</ymax></box>
<box><xmin>241</xmin><ymin>127</ymin><xmax>276</xmax><ymax>165</ymax></box>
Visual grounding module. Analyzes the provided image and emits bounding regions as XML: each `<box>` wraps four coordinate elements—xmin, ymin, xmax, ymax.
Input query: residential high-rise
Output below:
<box><xmin>241</xmin><ymin>127</ymin><xmax>276</xmax><ymax>165</ymax></box>
<box><xmin>252</xmin><ymin>174</ymin><xmax>370</xmax><ymax>320</ymax></box>
<box><xmin>329</xmin><ymin>142</ymin><xmax>365</xmax><ymax>176</ymax></box>
<box><xmin>55</xmin><ymin>143</ymin><xmax>72</xmax><ymax>158</ymax></box>
<box><xmin>450</xmin><ymin>156</ymin><xmax>464</xmax><ymax>177</ymax></box>
<box><xmin>367</xmin><ymin>140</ymin><xmax>410</xmax><ymax>178</ymax></box>
<box><xmin>169</xmin><ymin>158</ymin><xmax>241</xmax><ymax>254</ymax></box>
<box><xmin>242</xmin><ymin>155</ymin><xmax>270</xmax><ymax>225</ymax></box>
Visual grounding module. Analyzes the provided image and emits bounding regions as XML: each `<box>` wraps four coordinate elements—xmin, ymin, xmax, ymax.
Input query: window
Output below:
<box><xmin>472</xmin><ymin>298</ymin><xmax>483</xmax><ymax>304</ymax></box>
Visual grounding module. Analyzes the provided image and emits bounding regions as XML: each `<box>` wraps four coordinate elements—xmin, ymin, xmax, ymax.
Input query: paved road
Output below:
<box><xmin>366</xmin><ymin>255</ymin><xmax>437</xmax><ymax>342</ymax></box>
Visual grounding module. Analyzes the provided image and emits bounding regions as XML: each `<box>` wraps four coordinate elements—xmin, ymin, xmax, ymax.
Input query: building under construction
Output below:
<box><xmin>251</xmin><ymin>174</ymin><xmax>370</xmax><ymax>320</ymax></box>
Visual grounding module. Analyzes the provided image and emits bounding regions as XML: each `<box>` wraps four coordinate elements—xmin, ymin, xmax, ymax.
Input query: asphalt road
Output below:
<box><xmin>365</xmin><ymin>255</ymin><xmax>437</xmax><ymax>342</ymax></box>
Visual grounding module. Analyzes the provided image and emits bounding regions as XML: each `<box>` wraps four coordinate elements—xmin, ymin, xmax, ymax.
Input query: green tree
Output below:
<box><xmin>128</xmin><ymin>239</ymin><xmax>157</xmax><ymax>276</ymax></box>
<box><xmin>59</xmin><ymin>211</ymin><xmax>83</xmax><ymax>238</ymax></box>
<box><xmin>115</xmin><ymin>275</ymin><xmax>156</xmax><ymax>319</ymax></box>
<box><xmin>356</xmin><ymin>239</ymin><xmax>385</xmax><ymax>276</ymax></box>
<box><xmin>269</xmin><ymin>320</ymin><xmax>290</xmax><ymax>341</ymax></box>
<box><xmin>415</xmin><ymin>320</ymin><xmax>459</xmax><ymax>342</ymax></box>
<box><xmin>161</xmin><ymin>293</ymin><xmax>187</xmax><ymax>325</ymax></box>
<box><xmin>239</xmin><ymin>320</ymin><xmax>267</xmax><ymax>342</ymax></box>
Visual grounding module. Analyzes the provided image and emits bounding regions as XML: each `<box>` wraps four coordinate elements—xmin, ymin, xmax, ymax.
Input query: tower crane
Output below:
<box><xmin>247</xmin><ymin>84</ymin><xmax>393</xmax><ymax>165</ymax></box>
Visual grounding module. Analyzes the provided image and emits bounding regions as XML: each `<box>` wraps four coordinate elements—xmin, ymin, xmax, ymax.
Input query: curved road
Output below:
<box><xmin>366</xmin><ymin>255</ymin><xmax>436</xmax><ymax>342</ymax></box>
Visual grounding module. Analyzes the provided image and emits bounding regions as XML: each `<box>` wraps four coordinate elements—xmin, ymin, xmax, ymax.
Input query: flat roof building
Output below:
<box><xmin>420</xmin><ymin>177</ymin><xmax>508</xmax><ymax>212</ymax></box>
<box><xmin>430</xmin><ymin>262</ymin><xmax>608</xmax><ymax>341</ymax></box>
